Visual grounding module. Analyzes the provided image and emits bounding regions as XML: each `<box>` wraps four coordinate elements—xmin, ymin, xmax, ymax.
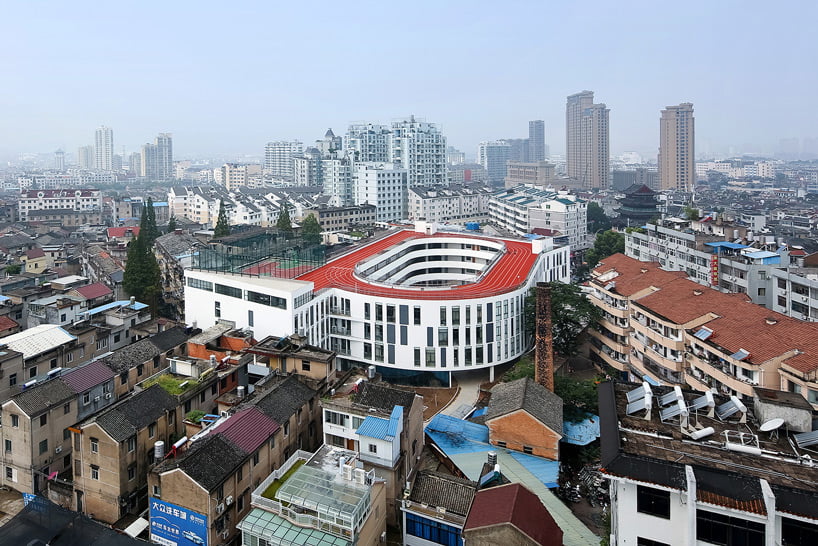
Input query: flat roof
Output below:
<box><xmin>238</xmin><ymin>509</ymin><xmax>351</xmax><ymax>546</ymax></box>
<box><xmin>297</xmin><ymin>229</ymin><xmax>542</xmax><ymax>300</ymax></box>
<box><xmin>2</xmin><ymin>324</ymin><xmax>76</xmax><ymax>359</ymax></box>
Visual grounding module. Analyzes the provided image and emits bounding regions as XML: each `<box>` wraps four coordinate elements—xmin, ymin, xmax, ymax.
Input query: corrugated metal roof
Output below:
<box><xmin>213</xmin><ymin>407</ymin><xmax>279</xmax><ymax>453</ymax></box>
<box><xmin>356</xmin><ymin>415</ymin><xmax>390</xmax><ymax>440</ymax></box>
<box><xmin>87</xmin><ymin>300</ymin><xmax>148</xmax><ymax>316</ymax></box>
<box><xmin>61</xmin><ymin>360</ymin><xmax>114</xmax><ymax>393</ymax></box>
<box><xmin>2</xmin><ymin>324</ymin><xmax>76</xmax><ymax>359</ymax></box>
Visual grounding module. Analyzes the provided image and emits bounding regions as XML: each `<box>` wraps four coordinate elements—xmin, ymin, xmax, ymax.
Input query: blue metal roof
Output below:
<box><xmin>561</xmin><ymin>414</ymin><xmax>600</xmax><ymax>446</ymax></box>
<box><xmin>387</xmin><ymin>406</ymin><xmax>402</xmax><ymax>439</ymax></box>
<box><xmin>745</xmin><ymin>250</ymin><xmax>778</xmax><ymax>259</ymax></box>
<box><xmin>643</xmin><ymin>374</ymin><xmax>661</xmax><ymax>387</ymax></box>
<box><xmin>87</xmin><ymin>300</ymin><xmax>149</xmax><ymax>316</ymax></box>
<box><xmin>356</xmin><ymin>416</ymin><xmax>390</xmax><ymax>440</ymax></box>
<box><xmin>507</xmin><ymin>452</ymin><xmax>559</xmax><ymax>488</ymax></box>
<box><xmin>705</xmin><ymin>242</ymin><xmax>748</xmax><ymax>250</ymax></box>
<box><xmin>471</xmin><ymin>407</ymin><xmax>487</xmax><ymax>417</ymax></box>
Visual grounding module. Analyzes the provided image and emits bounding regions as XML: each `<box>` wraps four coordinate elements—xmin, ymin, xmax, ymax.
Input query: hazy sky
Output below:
<box><xmin>3</xmin><ymin>1</ymin><xmax>817</xmax><ymax>160</ymax></box>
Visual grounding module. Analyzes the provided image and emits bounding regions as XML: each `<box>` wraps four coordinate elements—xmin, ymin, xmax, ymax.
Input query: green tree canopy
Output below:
<box><xmin>587</xmin><ymin>202</ymin><xmax>612</xmax><ymax>233</ymax></box>
<box><xmin>166</xmin><ymin>215</ymin><xmax>177</xmax><ymax>233</ymax></box>
<box><xmin>586</xmin><ymin>229</ymin><xmax>625</xmax><ymax>267</ymax></box>
<box><xmin>301</xmin><ymin>213</ymin><xmax>322</xmax><ymax>246</ymax></box>
<box><xmin>122</xmin><ymin>235</ymin><xmax>161</xmax><ymax>312</ymax></box>
<box><xmin>277</xmin><ymin>202</ymin><xmax>293</xmax><ymax>237</ymax></box>
<box><xmin>555</xmin><ymin>375</ymin><xmax>600</xmax><ymax>423</ymax></box>
<box><xmin>4</xmin><ymin>264</ymin><xmax>21</xmax><ymax>275</ymax></box>
<box><xmin>214</xmin><ymin>200</ymin><xmax>230</xmax><ymax>237</ymax></box>
<box><xmin>684</xmin><ymin>205</ymin><xmax>701</xmax><ymax>221</ymax></box>
<box><xmin>139</xmin><ymin>197</ymin><xmax>159</xmax><ymax>247</ymax></box>
<box><xmin>524</xmin><ymin>282</ymin><xmax>601</xmax><ymax>357</ymax></box>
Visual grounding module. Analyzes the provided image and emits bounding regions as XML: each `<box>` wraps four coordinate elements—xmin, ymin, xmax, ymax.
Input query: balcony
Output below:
<box><xmin>330</xmin><ymin>326</ymin><xmax>351</xmax><ymax>337</ymax></box>
<box><xmin>589</xmin><ymin>337</ymin><xmax>628</xmax><ymax>371</ymax></box>
<box><xmin>630</xmin><ymin>333</ymin><xmax>684</xmax><ymax>371</ymax></box>
<box><xmin>589</xmin><ymin>328</ymin><xmax>629</xmax><ymax>354</ymax></box>
<box><xmin>329</xmin><ymin>307</ymin><xmax>351</xmax><ymax>317</ymax></box>
<box><xmin>629</xmin><ymin>351</ymin><xmax>685</xmax><ymax>385</ymax></box>
<box><xmin>631</xmin><ymin>320</ymin><xmax>685</xmax><ymax>351</ymax></box>
<box><xmin>687</xmin><ymin>355</ymin><xmax>755</xmax><ymax>397</ymax></box>
<box><xmin>598</xmin><ymin>316</ymin><xmax>630</xmax><ymax>336</ymax></box>
<box><xmin>588</xmin><ymin>292</ymin><xmax>629</xmax><ymax>318</ymax></box>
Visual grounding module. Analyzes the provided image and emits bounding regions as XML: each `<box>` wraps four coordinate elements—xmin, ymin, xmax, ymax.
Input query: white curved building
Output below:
<box><xmin>184</xmin><ymin>222</ymin><xmax>570</xmax><ymax>383</ymax></box>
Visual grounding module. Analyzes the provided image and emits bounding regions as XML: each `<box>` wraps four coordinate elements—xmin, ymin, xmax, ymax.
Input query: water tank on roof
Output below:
<box><xmin>367</xmin><ymin>365</ymin><xmax>376</xmax><ymax>379</ymax></box>
<box><xmin>465</xmin><ymin>222</ymin><xmax>480</xmax><ymax>231</ymax></box>
<box><xmin>154</xmin><ymin>441</ymin><xmax>165</xmax><ymax>460</ymax></box>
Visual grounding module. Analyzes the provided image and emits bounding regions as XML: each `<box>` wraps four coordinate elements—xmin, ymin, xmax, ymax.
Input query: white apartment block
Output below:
<box><xmin>322</xmin><ymin>157</ymin><xmax>354</xmax><ymax>205</ymax></box>
<box><xmin>477</xmin><ymin>141</ymin><xmax>511</xmax><ymax>185</ymax></box>
<box><xmin>354</xmin><ymin>163</ymin><xmax>407</xmax><ymax>222</ymax></box>
<box><xmin>18</xmin><ymin>189</ymin><xmax>103</xmax><ymax>221</ymax></box>
<box><xmin>264</xmin><ymin>140</ymin><xmax>303</xmax><ymax>179</ymax></box>
<box><xmin>94</xmin><ymin>126</ymin><xmax>114</xmax><ymax>172</ymax></box>
<box><xmin>16</xmin><ymin>172</ymin><xmax>116</xmax><ymax>191</ymax></box>
<box><xmin>407</xmin><ymin>185</ymin><xmax>493</xmax><ymax>223</ymax></box>
<box><xmin>292</xmin><ymin>148</ymin><xmax>323</xmax><ymax>187</ymax></box>
<box><xmin>215</xmin><ymin>163</ymin><xmax>262</xmax><ymax>190</ymax></box>
<box><xmin>345</xmin><ymin>124</ymin><xmax>392</xmax><ymax>163</ymax></box>
<box><xmin>488</xmin><ymin>186</ymin><xmax>589</xmax><ymax>250</ymax></box>
<box><xmin>696</xmin><ymin>160</ymin><xmax>777</xmax><ymax>180</ymax></box>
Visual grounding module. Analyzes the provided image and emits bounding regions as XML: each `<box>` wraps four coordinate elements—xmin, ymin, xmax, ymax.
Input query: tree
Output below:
<box><xmin>213</xmin><ymin>200</ymin><xmax>230</xmax><ymax>237</ymax></box>
<box><xmin>524</xmin><ymin>282</ymin><xmax>601</xmax><ymax>357</ymax></box>
<box><xmin>4</xmin><ymin>264</ymin><xmax>21</xmax><ymax>275</ymax></box>
<box><xmin>585</xmin><ymin>229</ymin><xmax>625</xmax><ymax>268</ymax></box>
<box><xmin>587</xmin><ymin>202</ymin><xmax>612</xmax><ymax>233</ymax></box>
<box><xmin>555</xmin><ymin>375</ymin><xmax>600</xmax><ymax>422</ymax></box>
<box><xmin>122</xmin><ymin>236</ymin><xmax>161</xmax><ymax>312</ymax></box>
<box><xmin>276</xmin><ymin>202</ymin><xmax>293</xmax><ymax>238</ymax></box>
<box><xmin>684</xmin><ymin>205</ymin><xmax>701</xmax><ymax>221</ymax></box>
<box><xmin>140</xmin><ymin>197</ymin><xmax>159</xmax><ymax>247</ymax></box>
<box><xmin>301</xmin><ymin>213</ymin><xmax>322</xmax><ymax>246</ymax></box>
<box><xmin>166</xmin><ymin>215</ymin><xmax>177</xmax><ymax>233</ymax></box>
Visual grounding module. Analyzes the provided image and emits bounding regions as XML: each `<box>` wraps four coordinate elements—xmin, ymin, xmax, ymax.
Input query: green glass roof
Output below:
<box><xmin>276</xmin><ymin>464</ymin><xmax>369</xmax><ymax>520</ymax></box>
<box><xmin>238</xmin><ymin>509</ymin><xmax>352</xmax><ymax>546</ymax></box>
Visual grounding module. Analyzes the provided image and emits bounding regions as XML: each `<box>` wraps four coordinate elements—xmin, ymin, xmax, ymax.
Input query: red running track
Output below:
<box><xmin>297</xmin><ymin>229</ymin><xmax>540</xmax><ymax>300</ymax></box>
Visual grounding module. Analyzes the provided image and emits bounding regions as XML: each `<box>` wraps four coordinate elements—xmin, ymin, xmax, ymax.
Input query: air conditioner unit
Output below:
<box><xmin>216</xmin><ymin>503</ymin><xmax>225</xmax><ymax>514</ymax></box>
<box><xmin>104</xmin><ymin>393</ymin><xmax>112</xmax><ymax>400</ymax></box>
<box><xmin>94</xmin><ymin>396</ymin><xmax>100</xmax><ymax>402</ymax></box>
<box><xmin>225</xmin><ymin>495</ymin><xmax>233</xmax><ymax>506</ymax></box>
<box><xmin>55</xmin><ymin>446</ymin><xmax>62</xmax><ymax>454</ymax></box>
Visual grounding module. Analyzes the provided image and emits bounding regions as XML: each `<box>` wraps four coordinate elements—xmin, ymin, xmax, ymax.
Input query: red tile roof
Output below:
<box><xmin>464</xmin><ymin>483</ymin><xmax>562</xmax><ymax>545</ymax></box>
<box><xmin>107</xmin><ymin>227</ymin><xmax>140</xmax><ymax>239</ymax></box>
<box><xmin>592</xmin><ymin>253</ymin><xmax>687</xmax><ymax>297</ymax></box>
<box><xmin>74</xmin><ymin>282</ymin><xmax>113</xmax><ymax>300</ymax></box>
<box><xmin>0</xmin><ymin>316</ymin><xmax>18</xmax><ymax>332</ymax></box>
<box><xmin>213</xmin><ymin>407</ymin><xmax>279</xmax><ymax>453</ymax></box>
<box><xmin>790</xmin><ymin>249</ymin><xmax>807</xmax><ymax>256</ymax></box>
<box><xmin>25</xmin><ymin>248</ymin><xmax>45</xmax><ymax>259</ymax></box>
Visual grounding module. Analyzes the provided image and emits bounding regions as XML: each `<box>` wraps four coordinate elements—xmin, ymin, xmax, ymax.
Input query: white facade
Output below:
<box><xmin>94</xmin><ymin>126</ymin><xmax>114</xmax><ymax>171</ymax></box>
<box><xmin>264</xmin><ymin>140</ymin><xmax>303</xmax><ymax>179</ymax></box>
<box><xmin>353</xmin><ymin>163</ymin><xmax>408</xmax><ymax>222</ymax></box>
<box><xmin>322</xmin><ymin>158</ymin><xmax>354</xmax><ymax>204</ymax></box>
<box><xmin>184</xmin><ymin>227</ymin><xmax>570</xmax><ymax>379</ymax></box>
<box><xmin>408</xmin><ymin>186</ymin><xmax>492</xmax><ymax>223</ymax></box>
<box><xmin>18</xmin><ymin>189</ymin><xmax>103</xmax><ymax>221</ymax></box>
<box><xmin>477</xmin><ymin>141</ymin><xmax>511</xmax><ymax>185</ymax></box>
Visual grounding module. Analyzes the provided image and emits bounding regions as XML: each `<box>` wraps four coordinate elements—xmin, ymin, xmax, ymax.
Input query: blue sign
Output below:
<box><xmin>150</xmin><ymin>497</ymin><xmax>208</xmax><ymax>546</ymax></box>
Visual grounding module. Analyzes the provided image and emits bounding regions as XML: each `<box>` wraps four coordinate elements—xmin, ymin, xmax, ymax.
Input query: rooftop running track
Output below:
<box><xmin>296</xmin><ymin>229</ymin><xmax>541</xmax><ymax>300</ymax></box>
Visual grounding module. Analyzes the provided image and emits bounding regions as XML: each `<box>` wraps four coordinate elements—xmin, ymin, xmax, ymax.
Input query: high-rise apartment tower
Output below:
<box><xmin>95</xmin><ymin>126</ymin><xmax>114</xmax><ymax>171</ymax></box>
<box><xmin>566</xmin><ymin>91</ymin><xmax>610</xmax><ymax>189</ymax></box>
<box><xmin>658</xmin><ymin>103</ymin><xmax>695</xmax><ymax>191</ymax></box>
<box><xmin>528</xmin><ymin>120</ymin><xmax>546</xmax><ymax>162</ymax></box>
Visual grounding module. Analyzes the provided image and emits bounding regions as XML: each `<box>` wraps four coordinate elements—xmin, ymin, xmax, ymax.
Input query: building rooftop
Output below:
<box><xmin>354</xmin><ymin>382</ymin><xmax>416</xmax><ymax>414</ymax></box>
<box><xmin>8</xmin><ymin>377</ymin><xmax>75</xmax><ymax>416</ymax></box>
<box><xmin>486</xmin><ymin>377</ymin><xmax>563</xmax><ymax>435</ymax></box>
<box><xmin>238</xmin><ymin>509</ymin><xmax>351</xmax><ymax>546</ymax></box>
<box><xmin>1</xmin><ymin>324</ymin><xmax>76</xmax><ymax>359</ymax></box>
<box><xmin>297</xmin><ymin>228</ymin><xmax>542</xmax><ymax>300</ymax></box>
<box><xmin>94</xmin><ymin>384</ymin><xmax>177</xmax><ymax>441</ymax></box>
<box><xmin>87</xmin><ymin>299</ymin><xmax>148</xmax><ymax>316</ymax></box>
<box><xmin>250</xmin><ymin>375</ymin><xmax>316</xmax><ymax>425</ymax></box>
<box><xmin>60</xmin><ymin>360</ymin><xmax>114</xmax><ymax>393</ymax></box>
<box><xmin>600</xmin><ymin>381</ymin><xmax>818</xmax><ymax>521</ymax></box>
<box><xmin>464</xmin><ymin>482</ymin><xmax>562</xmax><ymax>545</ymax></box>
<box><xmin>161</xmin><ymin>433</ymin><xmax>247</xmax><ymax>492</ymax></box>
<box><xmin>212</xmin><ymin>406</ymin><xmax>280</xmax><ymax>453</ymax></box>
<box><xmin>100</xmin><ymin>338</ymin><xmax>161</xmax><ymax>374</ymax></box>
<box><xmin>73</xmin><ymin>282</ymin><xmax>113</xmax><ymax>300</ymax></box>
<box><xmin>408</xmin><ymin>470</ymin><xmax>476</xmax><ymax>517</ymax></box>
<box><xmin>591</xmin><ymin>253</ymin><xmax>687</xmax><ymax>297</ymax></box>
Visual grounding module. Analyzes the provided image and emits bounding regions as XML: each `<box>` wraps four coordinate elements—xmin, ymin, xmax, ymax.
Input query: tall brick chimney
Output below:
<box><xmin>535</xmin><ymin>282</ymin><xmax>555</xmax><ymax>392</ymax></box>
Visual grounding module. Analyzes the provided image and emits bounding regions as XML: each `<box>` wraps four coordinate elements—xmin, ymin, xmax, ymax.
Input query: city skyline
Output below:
<box><xmin>2</xmin><ymin>2</ymin><xmax>817</xmax><ymax>160</ymax></box>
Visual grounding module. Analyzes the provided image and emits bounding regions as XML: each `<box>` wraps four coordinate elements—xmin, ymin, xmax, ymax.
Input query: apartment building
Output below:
<box><xmin>321</xmin><ymin>380</ymin><xmax>424</xmax><ymax>524</ymax></box>
<box><xmin>247</xmin><ymin>333</ymin><xmax>337</xmax><ymax>390</ymax></box>
<box><xmin>18</xmin><ymin>189</ymin><xmax>103</xmax><ymax>222</ymax></box>
<box><xmin>238</xmin><ymin>445</ymin><xmax>387</xmax><ymax>546</ymax></box>
<box><xmin>625</xmin><ymin>218</ymin><xmax>818</xmax><ymax>321</ymax></box>
<box><xmin>149</xmin><ymin>373</ymin><xmax>320</xmax><ymax>545</ymax></box>
<box><xmin>600</xmin><ymin>380</ymin><xmax>818</xmax><ymax>546</ymax></box>
<box><xmin>566</xmin><ymin>91</ymin><xmax>609</xmax><ymax>190</ymax></box>
<box><xmin>589</xmin><ymin>254</ymin><xmax>818</xmax><ymax>407</ymax></box>
<box><xmin>407</xmin><ymin>185</ymin><xmax>492</xmax><ymax>223</ymax></box>
<box><xmin>488</xmin><ymin>186</ymin><xmax>589</xmax><ymax>249</ymax></box>
<box><xmin>73</xmin><ymin>384</ymin><xmax>179</xmax><ymax>522</ymax></box>
<box><xmin>1</xmin><ymin>361</ymin><xmax>116</xmax><ymax>493</ymax></box>
<box><xmin>658</xmin><ymin>103</ymin><xmax>695</xmax><ymax>191</ymax></box>
<box><xmin>504</xmin><ymin>160</ymin><xmax>555</xmax><ymax>189</ymax></box>
<box><xmin>353</xmin><ymin>162</ymin><xmax>408</xmax><ymax>222</ymax></box>
<box><xmin>300</xmin><ymin>204</ymin><xmax>377</xmax><ymax>233</ymax></box>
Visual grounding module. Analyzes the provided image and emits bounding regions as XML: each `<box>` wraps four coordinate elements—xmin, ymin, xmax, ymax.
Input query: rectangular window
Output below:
<box><xmin>128</xmin><ymin>465</ymin><xmax>136</xmax><ymax>481</ymax></box>
<box><xmin>215</xmin><ymin>301</ymin><xmax>221</xmax><ymax>318</ymax></box>
<box><xmin>128</xmin><ymin>436</ymin><xmax>136</xmax><ymax>452</ymax></box>
<box><xmin>248</xmin><ymin>309</ymin><xmax>254</xmax><ymax>327</ymax></box>
<box><xmin>375</xmin><ymin>304</ymin><xmax>383</xmax><ymax>322</ymax></box>
<box><xmin>364</xmin><ymin>323</ymin><xmax>371</xmax><ymax>339</ymax></box>
<box><xmin>405</xmin><ymin>512</ymin><xmax>463</xmax><ymax>545</ymax></box>
<box><xmin>637</xmin><ymin>539</ymin><xmax>671</xmax><ymax>546</ymax></box>
<box><xmin>91</xmin><ymin>438</ymin><xmax>99</xmax><ymax>453</ymax></box>
<box><xmin>451</xmin><ymin>306</ymin><xmax>460</xmax><ymax>325</ymax></box>
<box><xmin>364</xmin><ymin>343</ymin><xmax>372</xmax><ymax>359</ymax></box>
<box><xmin>782</xmin><ymin>517</ymin><xmax>818</xmax><ymax>545</ymax></box>
<box><xmin>637</xmin><ymin>485</ymin><xmax>671</xmax><ymax>519</ymax></box>
<box><xmin>438</xmin><ymin>328</ymin><xmax>448</xmax><ymax>346</ymax></box>
<box><xmin>386</xmin><ymin>305</ymin><xmax>395</xmax><ymax>323</ymax></box>
<box><xmin>40</xmin><ymin>414</ymin><xmax>48</xmax><ymax>427</ymax></box>
<box><xmin>523</xmin><ymin>445</ymin><xmax>533</xmax><ymax>454</ymax></box>
<box><xmin>4</xmin><ymin>439</ymin><xmax>10</xmax><ymax>453</ymax></box>
<box><xmin>413</xmin><ymin>307</ymin><xmax>421</xmax><ymax>325</ymax></box>
<box><xmin>39</xmin><ymin>439</ymin><xmax>48</xmax><ymax>454</ymax></box>
<box><xmin>375</xmin><ymin>343</ymin><xmax>384</xmax><ymax>362</ymax></box>
<box><xmin>11</xmin><ymin>415</ymin><xmax>18</xmax><ymax>428</ymax></box>
<box><xmin>246</xmin><ymin>290</ymin><xmax>287</xmax><ymax>309</ymax></box>
<box><xmin>368</xmin><ymin>444</ymin><xmax>377</xmax><ymax>454</ymax></box>
<box><xmin>301</xmin><ymin>360</ymin><xmax>311</xmax><ymax>372</ymax></box>
<box><xmin>91</xmin><ymin>465</ymin><xmax>99</xmax><ymax>480</ymax></box>
<box><xmin>215</xmin><ymin>284</ymin><xmax>242</xmax><ymax>299</ymax></box>
<box><xmin>187</xmin><ymin>278</ymin><xmax>213</xmax><ymax>291</ymax></box>
<box><xmin>425</xmin><ymin>348</ymin><xmax>435</xmax><ymax>367</ymax></box>
<box><xmin>439</xmin><ymin>307</ymin><xmax>447</xmax><ymax>326</ymax></box>
<box><xmin>696</xmin><ymin>509</ymin><xmax>764</xmax><ymax>546</ymax></box>
<box><xmin>364</xmin><ymin>303</ymin><xmax>370</xmax><ymax>320</ymax></box>
<box><xmin>414</xmin><ymin>348</ymin><xmax>421</xmax><ymax>367</ymax></box>
<box><xmin>324</xmin><ymin>410</ymin><xmax>349</xmax><ymax>427</ymax></box>
<box><xmin>497</xmin><ymin>441</ymin><xmax>506</xmax><ymax>448</ymax></box>
<box><xmin>148</xmin><ymin>423</ymin><xmax>156</xmax><ymax>438</ymax></box>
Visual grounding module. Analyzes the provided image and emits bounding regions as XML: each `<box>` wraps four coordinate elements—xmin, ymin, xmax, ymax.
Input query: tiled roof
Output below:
<box><xmin>409</xmin><ymin>471</ymin><xmax>476</xmax><ymax>516</ymax></box>
<box><xmin>252</xmin><ymin>375</ymin><xmax>316</xmax><ymax>424</ymax></box>
<box><xmin>101</xmin><ymin>339</ymin><xmax>161</xmax><ymax>374</ymax></box>
<box><xmin>148</xmin><ymin>326</ymin><xmax>190</xmax><ymax>352</ymax></box>
<box><xmin>94</xmin><ymin>385</ymin><xmax>176</xmax><ymax>441</ymax></box>
<box><xmin>0</xmin><ymin>315</ymin><xmax>19</xmax><ymax>331</ymax></box>
<box><xmin>175</xmin><ymin>434</ymin><xmax>247</xmax><ymax>491</ymax></box>
<box><xmin>10</xmin><ymin>378</ymin><xmax>75</xmax><ymax>416</ymax></box>
<box><xmin>354</xmin><ymin>382</ymin><xmax>416</xmax><ymax>414</ymax></box>
<box><xmin>73</xmin><ymin>282</ymin><xmax>113</xmax><ymax>300</ymax></box>
<box><xmin>106</xmin><ymin>227</ymin><xmax>140</xmax><ymax>239</ymax></box>
<box><xmin>213</xmin><ymin>407</ymin><xmax>279</xmax><ymax>453</ymax></box>
<box><xmin>61</xmin><ymin>360</ymin><xmax>114</xmax><ymax>393</ymax></box>
<box><xmin>486</xmin><ymin>377</ymin><xmax>563</xmax><ymax>435</ymax></box>
<box><xmin>25</xmin><ymin>248</ymin><xmax>45</xmax><ymax>259</ymax></box>
<box><xmin>464</xmin><ymin>483</ymin><xmax>562</xmax><ymax>545</ymax></box>
<box><xmin>2</xmin><ymin>324</ymin><xmax>76</xmax><ymax>360</ymax></box>
<box><xmin>632</xmin><ymin>277</ymin><xmax>750</xmax><ymax>325</ymax></box>
<box><xmin>591</xmin><ymin>253</ymin><xmax>686</xmax><ymax>297</ymax></box>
